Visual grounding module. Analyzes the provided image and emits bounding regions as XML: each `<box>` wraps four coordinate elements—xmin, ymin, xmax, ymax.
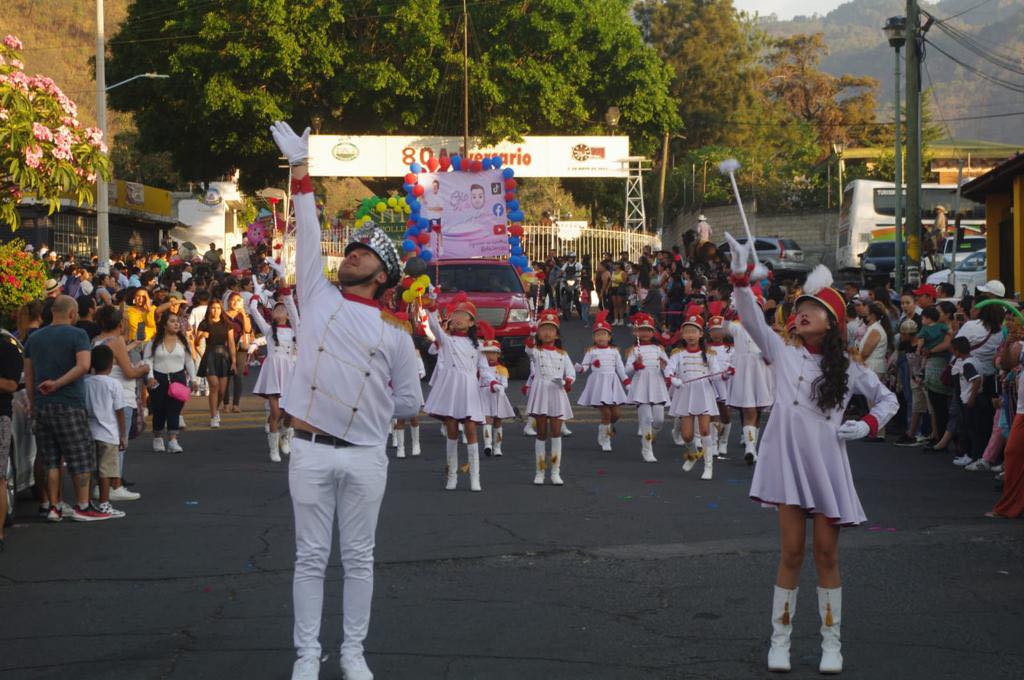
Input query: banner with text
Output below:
<box><xmin>419</xmin><ymin>170</ymin><xmax>509</xmax><ymax>259</ymax></box>
<box><xmin>309</xmin><ymin>135</ymin><xmax>629</xmax><ymax>178</ymax></box>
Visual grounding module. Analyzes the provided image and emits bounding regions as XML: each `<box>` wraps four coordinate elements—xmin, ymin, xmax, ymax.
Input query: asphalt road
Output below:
<box><xmin>2</xmin><ymin>319</ymin><xmax>1022</xmax><ymax>680</ymax></box>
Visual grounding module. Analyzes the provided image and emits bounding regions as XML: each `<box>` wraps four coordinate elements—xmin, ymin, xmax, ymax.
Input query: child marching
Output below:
<box><xmin>423</xmin><ymin>293</ymin><xmax>493</xmax><ymax>491</ymax></box>
<box><xmin>624</xmin><ymin>312</ymin><xmax>669</xmax><ymax>463</ymax></box>
<box><xmin>478</xmin><ymin>322</ymin><xmax>514</xmax><ymax>457</ymax></box>
<box><xmin>725</xmin><ymin>283</ymin><xmax>774</xmax><ymax>464</ymax></box>
<box><xmin>392</xmin><ymin>347</ymin><xmax>426</xmax><ymax>458</ymax></box>
<box><xmin>525</xmin><ymin>310</ymin><xmax>576</xmax><ymax>485</ymax></box>
<box><xmin>724</xmin><ymin>234</ymin><xmax>898</xmax><ymax>674</ymax></box>
<box><xmin>706</xmin><ymin>303</ymin><xmax>735</xmax><ymax>456</ymax></box>
<box><xmin>249</xmin><ymin>290</ymin><xmax>298</xmax><ymax>462</ymax></box>
<box><xmin>665</xmin><ymin>308</ymin><xmax>731</xmax><ymax>480</ymax></box>
<box><xmin>575</xmin><ymin>310</ymin><xmax>628</xmax><ymax>452</ymax></box>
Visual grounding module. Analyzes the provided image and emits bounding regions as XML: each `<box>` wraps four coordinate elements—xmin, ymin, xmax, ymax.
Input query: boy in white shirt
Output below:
<box><xmin>85</xmin><ymin>345</ymin><xmax>130</xmax><ymax>518</ymax></box>
<box><xmin>188</xmin><ymin>290</ymin><xmax>210</xmax><ymax>395</ymax></box>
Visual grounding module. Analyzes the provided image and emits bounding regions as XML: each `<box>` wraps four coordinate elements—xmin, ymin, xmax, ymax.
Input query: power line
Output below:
<box><xmin>930</xmin><ymin>18</ymin><xmax>1024</xmax><ymax>77</ymax></box>
<box><xmin>922</xmin><ymin>60</ymin><xmax>956</xmax><ymax>142</ymax></box>
<box><xmin>923</xmin><ymin>38</ymin><xmax>1024</xmax><ymax>94</ymax></box>
<box><xmin>932</xmin><ymin>0</ymin><xmax>997</xmax><ymax>24</ymax></box>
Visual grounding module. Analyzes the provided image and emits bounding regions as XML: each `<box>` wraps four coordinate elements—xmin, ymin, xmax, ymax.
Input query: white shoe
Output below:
<box><xmin>561</xmin><ymin>424</ymin><xmax>573</xmax><ymax>437</ymax></box>
<box><xmin>671</xmin><ymin>421</ymin><xmax>684</xmax><ymax>446</ymax></box>
<box><xmin>768</xmin><ymin>586</ymin><xmax>797</xmax><ymax>672</ymax></box>
<box><xmin>550</xmin><ymin>438</ymin><xmax>564</xmax><ymax>486</ymax></box>
<box><xmin>268</xmin><ymin>432</ymin><xmax>282</xmax><ymax>462</ymax></box>
<box><xmin>210</xmin><ymin>414</ymin><xmax>220</xmax><ymax>428</ymax></box>
<box><xmin>152</xmin><ymin>437</ymin><xmax>165</xmax><ymax>452</ymax></box>
<box><xmin>410</xmin><ymin>425</ymin><xmax>422</xmax><ymax>456</ymax></box>
<box><xmin>701</xmin><ymin>436</ymin><xmax>716</xmax><ymax>481</ymax></box>
<box><xmin>178</xmin><ymin>416</ymin><xmax>187</xmax><ymax>430</ymax></box>
<box><xmin>965</xmin><ymin>458</ymin><xmax>991</xmax><ymax>471</ymax></box>
<box><xmin>110</xmin><ymin>486</ymin><xmax>141</xmax><ymax>501</ymax></box>
<box><xmin>166</xmin><ymin>439</ymin><xmax>183</xmax><ymax>453</ymax></box>
<box><xmin>95</xmin><ymin>501</ymin><xmax>126</xmax><ymax>519</ymax></box>
<box><xmin>395</xmin><ymin>428</ymin><xmax>406</xmax><ymax>459</ymax></box>
<box><xmin>817</xmin><ymin>587</ymin><xmax>843</xmax><ymax>674</ymax></box>
<box><xmin>640</xmin><ymin>428</ymin><xmax>657</xmax><ymax>463</ymax></box>
<box><xmin>991</xmin><ymin>464</ymin><xmax>1004</xmax><ymax>473</ymax></box>
<box><xmin>681</xmin><ymin>441</ymin><xmax>702</xmax><ymax>472</ymax></box>
<box><xmin>340</xmin><ymin>654</ymin><xmax>374</xmax><ymax>680</ymax></box>
<box><xmin>524</xmin><ymin>418</ymin><xmax>537</xmax><ymax>436</ymax></box>
<box><xmin>291</xmin><ymin>655</ymin><xmax>320</xmax><ymax>680</ymax></box>
<box><xmin>952</xmin><ymin>454</ymin><xmax>974</xmax><ymax>467</ymax></box>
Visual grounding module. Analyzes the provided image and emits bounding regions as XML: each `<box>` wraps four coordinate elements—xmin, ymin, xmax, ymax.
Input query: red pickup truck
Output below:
<box><xmin>416</xmin><ymin>258</ymin><xmax>534</xmax><ymax>377</ymax></box>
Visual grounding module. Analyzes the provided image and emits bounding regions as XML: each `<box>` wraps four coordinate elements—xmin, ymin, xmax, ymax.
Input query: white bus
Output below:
<box><xmin>836</xmin><ymin>179</ymin><xmax>985</xmax><ymax>272</ymax></box>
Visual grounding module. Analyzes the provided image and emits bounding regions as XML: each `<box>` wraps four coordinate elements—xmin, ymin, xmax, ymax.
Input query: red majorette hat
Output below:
<box><xmin>707</xmin><ymin>300</ymin><xmax>725</xmax><ymax>317</ymax></box>
<box><xmin>630</xmin><ymin>312</ymin><xmax>656</xmax><ymax>330</ymax></box>
<box><xmin>477</xmin><ymin>320</ymin><xmax>501</xmax><ymax>352</ymax></box>
<box><xmin>796</xmin><ymin>265</ymin><xmax>846</xmax><ymax>332</ymax></box>
<box><xmin>708</xmin><ymin>315</ymin><xmax>725</xmax><ymax>330</ymax></box>
<box><xmin>591</xmin><ymin>309</ymin><xmax>613</xmax><ymax>334</ymax></box>
<box><xmin>682</xmin><ymin>304</ymin><xmax>704</xmax><ymax>330</ymax></box>
<box><xmin>446</xmin><ymin>292</ymin><xmax>477</xmax><ymax>320</ymax></box>
<box><xmin>537</xmin><ymin>308</ymin><xmax>561</xmax><ymax>329</ymax></box>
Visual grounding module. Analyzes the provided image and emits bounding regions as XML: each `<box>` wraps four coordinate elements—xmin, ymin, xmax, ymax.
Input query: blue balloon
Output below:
<box><xmin>502</xmin><ymin>167</ymin><xmax>514</xmax><ymax>179</ymax></box>
<box><xmin>404</xmin><ymin>228</ymin><xmax>417</xmax><ymax>238</ymax></box>
<box><xmin>511</xmin><ymin>246</ymin><xmax>523</xmax><ymax>257</ymax></box>
<box><xmin>507</xmin><ymin>199</ymin><xmax>520</xmax><ymax>211</ymax></box>
<box><xmin>403</xmin><ymin>183</ymin><xmax>414</xmax><ymax>194</ymax></box>
<box><xmin>410</xmin><ymin>162</ymin><xmax>422</xmax><ymax>174</ymax></box>
<box><xmin>450</xmin><ymin>155</ymin><xmax>461</xmax><ymax>170</ymax></box>
<box><xmin>406</xmin><ymin>198</ymin><xmax>420</xmax><ymax>212</ymax></box>
<box><xmin>481</xmin><ymin>158</ymin><xmax>493</xmax><ymax>170</ymax></box>
<box><xmin>491</xmin><ymin>156</ymin><xmax>503</xmax><ymax>169</ymax></box>
<box><xmin>402</xmin><ymin>239</ymin><xmax>416</xmax><ymax>253</ymax></box>
<box><xmin>417</xmin><ymin>217</ymin><xmax>430</xmax><ymax>230</ymax></box>
<box><xmin>508</xmin><ymin>236</ymin><xmax>521</xmax><ymax>247</ymax></box>
<box><xmin>508</xmin><ymin>210</ymin><xmax>524</xmax><ymax>222</ymax></box>
<box><xmin>420</xmin><ymin>249</ymin><xmax>433</xmax><ymax>262</ymax></box>
<box><xmin>523</xmin><ymin>266</ymin><xmax>533</xmax><ymax>273</ymax></box>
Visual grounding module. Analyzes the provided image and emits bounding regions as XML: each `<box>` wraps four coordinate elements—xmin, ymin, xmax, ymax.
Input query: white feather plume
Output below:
<box><xmin>802</xmin><ymin>264</ymin><xmax>833</xmax><ymax>296</ymax></box>
<box><xmin>718</xmin><ymin>158</ymin><xmax>741</xmax><ymax>174</ymax></box>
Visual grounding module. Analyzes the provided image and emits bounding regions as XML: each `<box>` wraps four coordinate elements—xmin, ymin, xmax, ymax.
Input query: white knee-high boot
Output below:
<box><xmin>524</xmin><ymin>416</ymin><xmax>537</xmax><ymax>436</ymax></box>
<box><xmin>600</xmin><ymin>423</ymin><xmax>613</xmax><ymax>451</ymax></box>
<box><xmin>533</xmin><ymin>439</ymin><xmax>546</xmax><ymax>485</ymax></box>
<box><xmin>445</xmin><ymin>438</ymin><xmax>458</xmax><ymax>490</ymax></box>
<box><xmin>482</xmin><ymin>424</ymin><xmax>493</xmax><ymax>456</ymax></box>
<box><xmin>493</xmin><ymin>426</ymin><xmax>503</xmax><ymax>456</ymax></box>
<box><xmin>390</xmin><ymin>422</ymin><xmax>398</xmax><ymax>448</ymax></box>
<box><xmin>671</xmin><ymin>417</ymin><xmax>684</xmax><ymax>445</ymax></box>
<box><xmin>267</xmin><ymin>432</ymin><xmax>281</xmax><ymax>462</ymax></box>
<box><xmin>395</xmin><ymin>427</ymin><xmax>406</xmax><ymax>458</ymax></box>
<box><xmin>467</xmin><ymin>442</ymin><xmax>482</xmax><ymax>492</ymax></box>
<box><xmin>279</xmin><ymin>427</ymin><xmax>293</xmax><ymax>455</ymax></box>
<box><xmin>701</xmin><ymin>434</ymin><xmax>717</xmax><ymax>480</ymax></box>
<box><xmin>718</xmin><ymin>422</ymin><xmax>731</xmax><ymax>458</ymax></box>
<box><xmin>550</xmin><ymin>437</ymin><xmax>564</xmax><ymax>485</ymax></box>
<box><xmin>640</xmin><ymin>425</ymin><xmax>657</xmax><ymax>462</ymax></box>
<box><xmin>651</xmin><ymin>405</ymin><xmax>665</xmax><ymax>434</ymax></box>
<box><xmin>410</xmin><ymin>425</ymin><xmax>421</xmax><ymax>456</ymax></box>
<box><xmin>743</xmin><ymin>424</ymin><xmax>759</xmax><ymax>464</ymax></box>
<box><xmin>681</xmin><ymin>438</ymin><xmax>698</xmax><ymax>472</ymax></box>
<box><xmin>817</xmin><ymin>587</ymin><xmax>843</xmax><ymax>674</ymax></box>
<box><xmin>768</xmin><ymin>586</ymin><xmax>798</xmax><ymax>672</ymax></box>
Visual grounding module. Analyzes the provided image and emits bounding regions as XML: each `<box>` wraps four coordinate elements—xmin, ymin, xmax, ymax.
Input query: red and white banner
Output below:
<box><xmin>420</xmin><ymin>170</ymin><xmax>508</xmax><ymax>259</ymax></box>
<box><xmin>309</xmin><ymin>135</ymin><xmax>629</xmax><ymax>178</ymax></box>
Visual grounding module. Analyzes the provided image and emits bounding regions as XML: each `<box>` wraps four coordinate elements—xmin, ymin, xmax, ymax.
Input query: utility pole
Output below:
<box><xmin>95</xmin><ymin>0</ymin><xmax>109</xmax><ymax>272</ymax></box>
<box><xmin>462</xmin><ymin>0</ymin><xmax>470</xmax><ymax>157</ymax></box>
<box><xmin>905</xmin><ymin>0</ymin><xmax>922</xmax><ymax>285</ymax></box>
<box><xmin>656</xmin><ymin>130</ymin><xmax>669</xmax><ymax>240</ymax></box>
<box><xmin>893</xmin><ymin>40</ymin><xmax>904</xmax><ymax>291</ymax></box>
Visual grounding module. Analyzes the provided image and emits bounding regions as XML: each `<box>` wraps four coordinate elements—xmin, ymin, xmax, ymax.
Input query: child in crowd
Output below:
<box><xmin>624</xmin><ymin>312</ymin><xmax>669</xmax><ymax>462</ymax></box>
<box><xmin>526</xmin><ymin>309</ymin><xmax>576</xmax><ymax>485</ymax></box>
<box><xmin>249</xmin><ymin>290</ymin><xmax>298</xmax><ymax>462</ymax></box>
<box><xmin>478</xmin><ymin>323</ymin><xmax>514</xmax><ymax>457</ymax></box>
<box><xmin>896</xmin><ymin>319</ymin><xmax>930</xmax><ymax>446</ymax></box>
<box><xmin>575</xmin><ymin>310</ymin><xmax>627</xmax><ymax>452</ymax></box>
<box><xmin>951</xmin><ymin>336</ymin><xmax>984</xmax><ymax>467</ymax></box>
<box><xmin>85</xmin><ymin>344</ymin><xmax>128</xmax><ymax>518</ymax></box>
<box><xmin>706</xmin><ymin>303</ymin><xmax>734</xmax><ymax>456</ymax></box>
<box><xmin>392</xmin><ymin>349</ymin><xmax>426</xmax><ymax>458</ymax></box>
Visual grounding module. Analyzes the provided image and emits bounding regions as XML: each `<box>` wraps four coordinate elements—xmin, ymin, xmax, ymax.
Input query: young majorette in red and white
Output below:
<box><xmin>725</xmin><ymin>282</ymin><xmax>774</xmax><ymax>465</ymax></box>
<box><xmin>391</xmin><ymin>348</ymin><xmax>426</xmax><ymax>458</ymax></box>
<box><xmin>624</xmin><ymin>312</ymin><xmax>670</xmax><ymax>463</ymax></box>
<box><xmin>249</xmin><ymin>288</ymin><xmax>298</xmax><ymax>462</ymax></box>
<box><xmin>270</xmin><ymin>122</ymin><xmax>423</xmax><ymax>680</ymax></box>
<box><xmin>423</xmin><ymin>293</ymin><xmax>493</xmax><ymax>492</ymax></box>
<box><xmin>665</xmin><ymin>308</ymin><xmax>733</xmax><ymax>480</ymax></box>
<box><xmin>724</xmin><ymin>233</ymin><xmax>898</xmax><ymax>674</ymax></box>
<box><xmin>477</xmin><ymin>322</ymin><xmax>514</xmax><ymax>457</ymax></box>
<box><xmin>525</xmin><ymin>309</ymin><xmax>576</xmax><ymax>485</ymax></box>
<box><xmin>706</xmin><ymin>303</ymin><xmax>735</xmax><ymax>457</ymax></box>
<box><xmin>575</xmin><ymin>310</ymin><xmax>628</xmax><ymax>451</ymax></box>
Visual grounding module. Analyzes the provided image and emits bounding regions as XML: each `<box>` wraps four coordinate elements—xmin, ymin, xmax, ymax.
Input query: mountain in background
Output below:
<box><xmin>756</xmin><ymin>0</ymin><xmax>1024</xmax><ymax>145</ymax></box>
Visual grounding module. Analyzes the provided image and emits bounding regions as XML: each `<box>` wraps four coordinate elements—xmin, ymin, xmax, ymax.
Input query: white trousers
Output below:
<box><xmin>289</xmin><ymin>437</ymin><xmax>389</xmax><ymax>661</ymax></box>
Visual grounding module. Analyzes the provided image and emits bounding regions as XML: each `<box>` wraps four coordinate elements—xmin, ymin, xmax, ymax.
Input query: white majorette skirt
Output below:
<box><xmin>254</xmin><ymin>352</ymin><xmax>296</xmax><ymax>397</ymax></box>
<box><xmin>425</xmin><ymin>370</ymin><xmax>485</xmax><ymax>422</ymax></box>
<box><xmin>627</xmin><ymin>369</ymin><xmax>669</xmax><ymax>405</ymax></box>
<box><xmin>668</xmin><ymin>379</ymin><xmax>719</xmax><ymax>417</ymax></box>
<box><xmin>577</xmin><ymin>372</ymin><xmax>627</xmax><ymax>406</ymax></box>
<box><xmin>727</xmin><ymin>354</ymin><xmax>774</xmax><ymax>408</ymax></box>
<box><xmin>526</xmin><ymin>379</ymin><xmax>574</xmax><ymax>420</ymax></box>
<box><xmin>479</xmin><ymin>385</ymin><xmax>516</xmax><ymax>419</ymax></box>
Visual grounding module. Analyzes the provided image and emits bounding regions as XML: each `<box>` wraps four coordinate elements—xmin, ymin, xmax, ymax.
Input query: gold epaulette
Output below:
<box><xmin>380</xmin><ymin>309</ymin><xmax>411</xmax><ymax>333</ymax></box>
<box><xmin>706</xmin><ymin>347</ymin><xmax>717</xmax><ymax>356</ymax></box>
<box><xmin>671</xmin><ymin>347</ymin><xmax>685</xmax><ymax>356</ymax></box>
<box><xmin>496</xmin><ymin>364</ymin><xmax>509</xmax><ymax>378</ymax></box>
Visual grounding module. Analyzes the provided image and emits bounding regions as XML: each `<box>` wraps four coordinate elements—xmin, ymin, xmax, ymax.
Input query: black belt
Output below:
<box><xmin>293</xmin><ymin>429</ymin><xmax>355</xmax><ymax>448</ymax></box>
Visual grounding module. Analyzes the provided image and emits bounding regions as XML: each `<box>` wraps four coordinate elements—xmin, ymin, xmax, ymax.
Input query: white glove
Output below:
<box><xmin>670</xmin><ymin>377</ymin><xmax>682</xmax><ymax>388</ymax></box>
<box><xmin>574</xmin><ymin>363</ymin><xmax>585</xmax><ymax>373</ymax></box>
<box><xmin>837</xmin><ymin>419</ymin><xmax>870</xmax><ymax>441</ymax></box>
<box><xmin>723</xmin><ymin>232</ymin><xmax>768</xmax><ymax>281</ymax></box>
<box><xmin>269</xmin><ymin>121</ymin><xmax>310</xmax><ymax>165</ymax></box>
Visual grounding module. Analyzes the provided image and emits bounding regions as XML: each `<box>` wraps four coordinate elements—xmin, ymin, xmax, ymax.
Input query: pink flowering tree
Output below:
<box><xmin>0</xmin><ymin>34</ymin><xmax>111</xmax><ymax>228</ymax></box>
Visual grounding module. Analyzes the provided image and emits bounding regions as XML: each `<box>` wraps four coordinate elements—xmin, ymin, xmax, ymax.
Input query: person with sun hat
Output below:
<box><xmin>724</xmin><ymin>233</ymin><xmax>898</xmax><ymax>675</ymax></box>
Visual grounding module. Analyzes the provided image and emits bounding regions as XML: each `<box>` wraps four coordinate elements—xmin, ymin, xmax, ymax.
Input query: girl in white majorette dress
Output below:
<box><xmin>423</xmin><ymin>293</ymin><xmax>493</xmax><ymax>491</ymax></box>
<box><xmin>624</xmin><ymin>312</ymin><xmax>669</xmax><ymax>463</ymax></box>
<box><xmin>525</xmin><ymin>309</ymin><xmax>576</xmax><ymax>485</ymax></box>
<box><xmin>706</xmin><ymin>302</ymin><xmax>735</xmax><ymax>456</ymax></box>
<box><xmin>391</xmin><ymin>344</ymin><xmax>426</xmax><ymax>458</ymax></box>
<box><xmin>726</xmin><ymin>282</ymin><xmax>774</xmax><ymax>465</ymax></box>
<box><xmin>477</xmin><ymin>321</ymin><xmax>514</xmax><ymax>457</ymax></box>
<box><xmin>724</xmin><ymin>234</ymin><xmax>898</xmax><ymax>675</ymax></box>
<box><xmin>575</xmin><ymin>310</ymin><xmax>628</xmax><ymax>452</ymax></box>
<box><xmin>665</xmin><ymin>308</ymin><xmax>733</xmax><ymax>480</ymax></box>
<box><xmin>249</xmin><ymin>289</ymin><xmax>298</xmax><ymax>462</ymax></box>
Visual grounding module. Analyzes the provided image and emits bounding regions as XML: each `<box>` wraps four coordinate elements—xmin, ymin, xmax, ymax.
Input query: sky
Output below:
<box><xmin>733</xmin><ymin>0</ymin><xmax>848</xmax><ymax>19</ymax></box>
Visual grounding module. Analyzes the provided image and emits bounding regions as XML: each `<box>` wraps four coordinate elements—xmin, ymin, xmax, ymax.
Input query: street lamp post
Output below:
<box><xmin>884</xmin><ymin>16</ymin><xmax>906</xmax><ymax>291</ymax></box>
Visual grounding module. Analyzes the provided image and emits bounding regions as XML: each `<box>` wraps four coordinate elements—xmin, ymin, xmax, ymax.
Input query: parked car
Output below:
<box><xmin>939</xmin><ymin>235</ymin><xmax>985</xmax><ymax>270</ymax></box>
<box><xmin>419</xmin><ymin>258</ymin><xmax>534</xmax><ymax>377</ymax></box>
<box><xmin>717</xmin><ymin>237</ymin><xmax>812</xmax><ymax>278</ymax></box>
<box><xmin>927</xmin><ymin>249</ymin><xmax>988</xmax><ymax>297</ymax></box>
<box><xmin>858</xmin><ymin>240</ymin><xmax>900</xmax><ymax>288</ymax></box>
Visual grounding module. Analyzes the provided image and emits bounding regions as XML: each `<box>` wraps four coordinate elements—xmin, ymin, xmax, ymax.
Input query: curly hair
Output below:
<box><xmin>812</xmin><ymin>322</ymin><xmax>850</xmax><ymax>412</ymax></box>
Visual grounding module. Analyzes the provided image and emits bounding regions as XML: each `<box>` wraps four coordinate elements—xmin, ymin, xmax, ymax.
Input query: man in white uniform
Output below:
<box><xmin>271</xmin><ymin>122</ymin><xmax>423</xmax><ymax>680</ymax></box>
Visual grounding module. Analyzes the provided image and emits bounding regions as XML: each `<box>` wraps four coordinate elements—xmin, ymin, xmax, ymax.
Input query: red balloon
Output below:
<box><xmin>504</xmin><ymin>191</ymin><xmax>515</xmax><ymax>201</ymax></box>
<box><xmin>504</xmin><ymin>178</ymin><xmax>517</xmax><ymax>190</ymax></box>
<box><xmin>459</xmin><ymin>158</ymin><xmax>471</xmax><ymax>172</ymax></box>
<box><xmin>417</xmin><ymin>232</ymin><xmax>431</xmax><ymax>245</ymax></box>
<box><xmin>404</xmin><ymin>173</ymin><xmax>416</xmax><ymax>184</ymax></box>
<box><xmin>509</xmin><ymin>224</ymin><xmax>524</xmax><ymax>237</ymax></box>
<box><xmin>413</xmin><ymin>184</ymin><xmax>425</xmax><ymax>197</ymax></box>
<box><xmin>439</xmin><ymin>156</ymin><xmax>451</xmax><ymax>170</ymax></box>
<box><xmin>470</xmin><ymin>159</ymin><xmax>483</xmax><ymax>172</ymax></box>
<box><xmin>426</xmin><ymin>158</ymin><xmax>440</xmax><ymax>172</ymax></box>
<box><xmin>401</xmin><ymin>276</ymin><xmax>414</xmax><ymax>289</ymax></box>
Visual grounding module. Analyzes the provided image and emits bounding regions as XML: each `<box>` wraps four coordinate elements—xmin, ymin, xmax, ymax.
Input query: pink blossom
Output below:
<box><xmin>10</xmin><ymin>58</ymin><xmax>24</xmax><ymax>69</ymax></box>
<box><xmin>32</xmin><ymin>122</ymin><xmax>53</xmax><ymax>142</ymax></box>
<box><xmin>3</xmin><ymin>35</ymin><xmax>23</xmax><ymax>50</ymax></box>
<box><xmin>86</xmin><ymin>173</ymin><xmax>96</xmax><ymax>183</ymax></box>
<box><xmin>61</xmin><ymin>116</ymin><xmax>81</xmax><ymax>129</ymax></box>
<box><xmin>85</xmin><ymin>127</ymin><xmax>105</xmax><ymax>146</ymax></box>
<box><xmin>7</xmin><ymin>70</ymin><xmax>29</xmax><ymax>92</ymax></box>
<box><xmin>24</xmin><ymin>144</ymin><xmax>42</xmax><ymax>169</ymax></box>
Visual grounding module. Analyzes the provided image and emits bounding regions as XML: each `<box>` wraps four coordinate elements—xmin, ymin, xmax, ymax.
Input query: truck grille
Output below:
<box><xmin>477</xmin><ymin>307</ymin><xmax>507</xmax><ymax>327</ymax></box>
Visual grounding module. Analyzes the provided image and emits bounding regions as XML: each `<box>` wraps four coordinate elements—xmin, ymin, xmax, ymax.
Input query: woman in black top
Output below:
<box><xmin>223</xmin><ymin>292</ymin><xmax>252</xmax><ymax>413</ymax></box>
<box><xmin>196</xmin><ymin>299</ymin><xmax>235</xmax><ymax>428</ymax></box>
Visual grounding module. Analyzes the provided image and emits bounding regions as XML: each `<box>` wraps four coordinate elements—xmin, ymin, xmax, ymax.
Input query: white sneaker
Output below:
<box><xmin>58</xmin><ymin>500</ymin><xmax>75</xmax><ymax>515</ymax></box>
<box><xmin>95</xmin><ymin>501</ymin><xmax>125</xmax><ymax>518</ymax></box>
<box><xmin>340</xmin><ymin>654</ymin><xmax>374</xmax><ymax>680</ymax></box>
<box><xmin>953</xmin><ymin>454</ymin><xmax>974</xmax><ymax>467</ymax></box>
<box><xmin>166</xmin><ymin>439</ymin><xmax>183</xmax><ymax>453</ymax></box>
<box><xmin>991</xmin><ymin>464</ymin><xmax>1004</xmax><ymax>473</ymax></box>
<box><xmin>210</xmin><ymin>414</ymin><xmax>220</xmax><ymax>428</ymax></box>
<box><xmin>291</xmin><ymin>655</ymin><xmax>320</xmax><ymax>680</ymax></box>
<box><xmin>152</xmin><ymin>437</ymin><xmax>165</xmax><ymax>452</ymax></box>
<box><xmin>110</xmin><ymin>486</ymin><xmax>141</xmax><ymax>502</ymax></box>
<box><xmin>965</xmin><ymin>459</ymin><xmax>991</xmax><ymax>472</ymax></box>
<box><xmin>178</xmin><ymin>416</ymin><xmax>187</xmax><ymax>430</ymax></box>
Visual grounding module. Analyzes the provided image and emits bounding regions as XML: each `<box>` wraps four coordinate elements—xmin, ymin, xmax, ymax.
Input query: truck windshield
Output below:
<box><xmin>429</xmin><ymin>264</ymin><xmax>524</xmax><ymax>293</ymax></box>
